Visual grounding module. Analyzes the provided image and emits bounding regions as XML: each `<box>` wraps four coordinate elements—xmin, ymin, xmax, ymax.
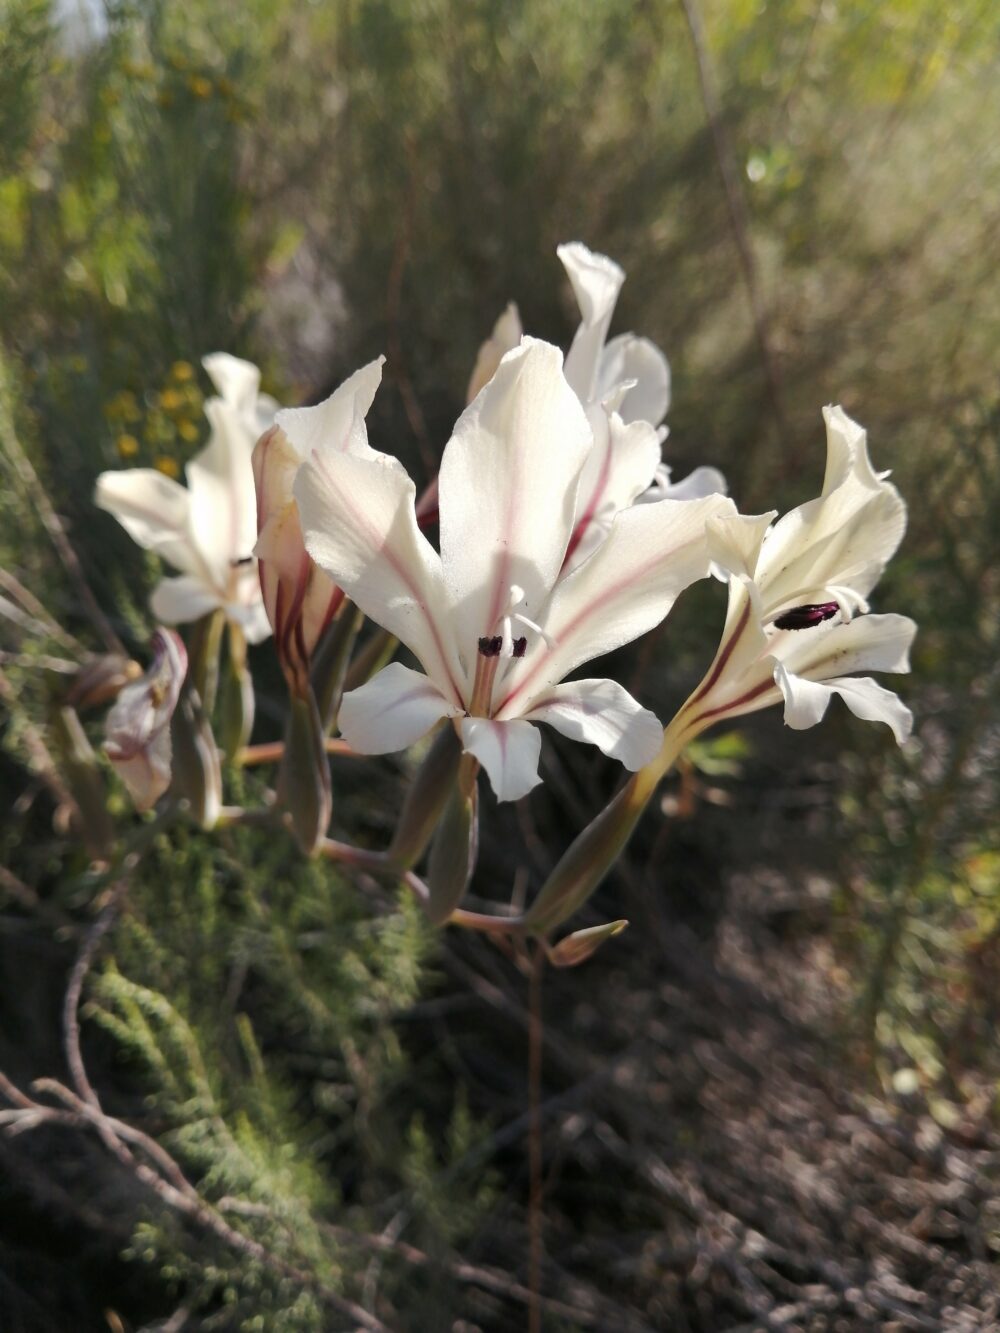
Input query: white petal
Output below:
<box><xmin>186</xmin><ymin>398</ymin><xmax>259</xmax><ymax>577</ymax></box>
<box><xmin>467</xmin><ymin>303</ymin><xmax>523</xmax><ymax>403</ymax></box>
<box><xmin>339</xmin><ymin>663</ymin><xmax>462</xmax><ymax>754</ymax></box>
<box><xmin>459</xmin><ymin>716</ymin><xmax>542</xmax><ymax>802</ymax></box>
<box><xmin>525</xmin><ymin>678</ymin><xmax>662</xmax><ymax>769</ymax></box>
<box><xmin>653</xmin><ymin>465</ymin><xmax>728</xmax><ymax>502</ymax></box>
<box><xmin>597</xmin><ymin>334</ymin><xmax>671</xmax><ymax>426</ymax></box>
<box><xmin>755</xmin><ymin>408</ymin><xmax>906</xmax><ymax>607</ymax></box>
<box><xmin>275</xmin><ymin>358</ymin><xmax>384</xmax><ymax>466</ymax></box>
<box><xmin>437</xmin><ymin>338</ymin><xmax>591</xmax><ymax>652</ymax></box>
<box><xmin>774</xmin><ymin>662</ymin><xmax>912</xmax><ymax>744</ymax></box>
<box><xmin>777</xmin><ymin>612</ymin><xmax>916</xmax><ymax>679</ymax></box>
<box><xmin>225</xmin><ymin>592</ymin><xmax>272</xmax><ymax>645</ymax></box>
<box><xmin>149</xmin><ymin>574</ymin><xmax>221</xmax><ymax>625</ymax></box>
<box><xmin>565</xmin><ymin>406</ymin><xmax>662</xmax><ymax>570</ymax></box>
<box><xmin>558</xmin><ymin>242</ymin><xmax>625</xmax><ymax>402</ymax></box>
<box><xmin>294</xmin><ymin>448</ymin><xmax>464</xmax><ymax>704</ymax></box>
<box><xmin>202</xmin><ymin>352</ymin><xmax>261</xmax><ymax>414</ymax></box>
<box><xmin>706</xmin><ymin>510</ymin><xmax>776</xmax><ymax>581</ymax></box>
<box><xmin>496</xmin><ymin>494</ymin><xmax>734</xmax><ymax>717</ymax></box>
<box><xmin>95</xmin><ymin>469</ymin><xmax>199</xmax><ymax>575</ymax></box>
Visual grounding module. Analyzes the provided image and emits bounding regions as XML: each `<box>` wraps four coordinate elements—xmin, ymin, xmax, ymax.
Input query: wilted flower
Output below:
<box><xmin>95</xmin><ymin>354</ymin><xmax>275</xmax><ymax>641</ymax></box>
<box><xmin>294</xmin><ymin>338</ymin><xmax>733</xmax><ymax>801</ymax></box>
<box><xmin>104</xmin><ymin>629</ymin><xmax>187</xmax><ymax>810</ymax></box>
<box><xmin>253</xmin><ymin>359</ymin><xmax>383</xmax><ymax>694</ymax></box>
<box><xmin>680</xmin><ymin>406</ymin><xmax>914</xmax><ymax>743</ymax></box>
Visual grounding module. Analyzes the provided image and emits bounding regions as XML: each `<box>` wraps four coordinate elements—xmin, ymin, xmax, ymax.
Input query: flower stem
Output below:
<box><xmin>528</xmin><ymin>943</ymin><xmax>545</xmax><ymax>1333</ymax></box>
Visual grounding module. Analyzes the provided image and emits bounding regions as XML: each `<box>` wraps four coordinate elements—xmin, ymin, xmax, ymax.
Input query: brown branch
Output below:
<box><xmin>0</xmin><ymin>1074</ymin><xmax>390</xmax><ymax>1331</ymax></box>
<box><xmin>0</xmin><ymin>566</ymin><xmax>84</xmax><ymax>651</ymax></box>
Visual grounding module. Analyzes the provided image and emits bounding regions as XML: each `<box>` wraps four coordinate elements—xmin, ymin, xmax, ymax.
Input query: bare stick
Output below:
<box><xmin>239</xmin><ymin>737</ymin><xmax>358</xmax><ymax>766</ymax></box>
<box><xmin>0</xmin><ymin>566</ymin><xmax>84</xmax><ymax>651</ymax></box>
<box><xmin>528</xmin><ymin>944</ymin><xmax>546</xmax><ymax>1333</ymax></box>
<box><xmin>63</xmin><ymin>877</ymin><xmax>132</xmax><ymax>1109</ymax></box>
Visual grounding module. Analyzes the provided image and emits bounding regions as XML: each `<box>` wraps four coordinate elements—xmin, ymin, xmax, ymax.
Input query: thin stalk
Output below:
<box><xmin>528</xmin><ymin>944</ymin><xmax>546</xmax><ymax>1333</ymax></box>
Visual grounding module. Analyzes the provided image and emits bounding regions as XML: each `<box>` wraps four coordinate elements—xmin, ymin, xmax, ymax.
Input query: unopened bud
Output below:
<box><xmin>426</xmin><ymin>756</ymin><xmax>479</xmax><ymax>926</ymax></box>
<box><xmin>545</xmin><ymin>920</ymin><xmax>628</xmax><ymax>968</ymax></box>
<box><xmin>188</xmin><ymin>609</ymin><xmax>225</xmax><ymax>716</ymax></box>
<box><xmin>170</xmin><ymin>693</ymin><xmax>222</xmax><ymax>830</ymax></box>
<box><xmin>524</xmin><ymin>768</ymin><xmax>657</xmax><ymax>937</ymax></box>
<box><xmin>219</xmin><ymin>623</ymin><xmax>255</xmax><ymax>760</ymax></box>
<box><xmin>277</xmin><ymin>689</ymin><xmax>331</xmax><ymax>856</ymax></box>
<box><xmin>311</xmin><ymin>602</ymin><xmax>363</xmax><ymax>733</ymax></box>
<box><xmin>388</xmin><ymin>723</ymin><xmax>463</xmax><ymax>868</ymax></box>
<box><xmin>51</xmin><ymin>704</ymin><xmax>114</xmax><ymax>858</ymax></box>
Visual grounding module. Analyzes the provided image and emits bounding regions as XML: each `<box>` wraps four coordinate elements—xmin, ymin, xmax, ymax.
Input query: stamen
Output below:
<box><xmin>774</xmin><ymin>601</ymin><xmax>840</xmax><ymax>631</ymax></box>
<box><xmin>512</xmin><ymin>636</ymin><xmax>527</xmax><ymax>658</ymax></box>
<box><xmin>478</xmin><ymin>635</ymin><xmax>503</xmax><ymax>658</ymax></box>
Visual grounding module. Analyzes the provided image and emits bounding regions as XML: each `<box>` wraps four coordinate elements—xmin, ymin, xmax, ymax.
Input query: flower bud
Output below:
<box><xmin>170</xmin><ymin>693</ymin><xmax>222</xmax><ymax>830</ymax></box>
<box><xmin>277</xmin><ymin>689</ymin><xmax>331</xmax><ymax>856</ymax></box>
<box><xmin>544</xmin><ymin>919</ymin><xmax>628</xmax><ymax>968</ymax></box>
<box><xmin>219</xmin><ymin>622</ymin><xmax>255</xmax><ymax>760</ymax></box>
<box><xmin>104</xmin><ymin>629</ymin><xmax>187</xmax><ymax>814</ymax></box>
<box><xmin>253</xmin><ymin>423</ymin><xmax>343</xmax><ymax>697</ymax></box>
<box><xmin>311</xmin><ymin>602</ymin><xmax>363</xmax><ymax>734</ymax></box>
<box><xmin>425</xmin><ymin>755</ymin><xmax>479</xmax><ymax>926</ymax></box>
<box><xmin>388</xmin><ymin>723</ymin><xmax>463</xmax><ymax>869</ymax></box>
<box><xmin>52</xmin><ymin>704</ymin><xmax>114</xmax><ymax>858</ymax></box>
<box><xmin>524</xmin><ymin>767</ymin><xmax>658</xmax><ymax>937</ymax></box>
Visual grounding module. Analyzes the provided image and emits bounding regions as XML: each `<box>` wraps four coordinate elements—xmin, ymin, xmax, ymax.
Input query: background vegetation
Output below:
<box><xmin>1</xmin><ymin>0</ymin><xmax>998</xmax><ymax>1327</ymax></box>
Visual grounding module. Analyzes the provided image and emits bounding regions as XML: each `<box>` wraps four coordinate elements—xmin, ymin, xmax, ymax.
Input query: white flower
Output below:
<box><xmin>294</xmin><ymin>339</ymin><xmax>734</xmax><ymax>801</ymax></box>
<box><xmin>468</xmin><ymin>243</ymin><xmax>725</xmax><ymax>572</ymax></box>
<box><xmin>253</xmin><ymin>358</ymin><xmax>383</xmax><ymax>692</ymax></box>
<box><xmin>681</xmin><ymin>405</ymin><xmax>915</xmax><ymax>743</ymax></box>
<box><xmin>95</xmin><ymin>354</ymin><xmax>274</xmax><ymax>641</ymax></box>
<box><xmin>104</xmin><ymin>628</ymin><xmax>187</xmax><ymax>810</ymax></box>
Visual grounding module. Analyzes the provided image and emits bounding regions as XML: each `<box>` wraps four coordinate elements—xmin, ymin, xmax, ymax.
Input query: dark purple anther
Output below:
<box><xmin>512</xmin><ymin>636</ymin><xmax>528</xmax><ymax>658</ymax></box>
<box><xmin>478</xmin><ymin>635</ymin><xmax>503</xmax><ymax>658</ymax></box>
<box><xmin>774</xmin><ymin>601</ymin><xmax>840</xmax><ymax>631</ymax></box>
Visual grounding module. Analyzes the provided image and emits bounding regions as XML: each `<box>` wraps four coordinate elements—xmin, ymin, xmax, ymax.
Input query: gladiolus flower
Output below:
<box><xmin>680</xmin><ymin>406</ymin><xmax>914</xmax><ymax>743</ymax></box>
<box><xmin>294</xmin><ymin>338</ymin><xmax>734</xmax><ymax>801</ymax></box>
<box><xmin>95</xmin><ymin>354</ymin><xmax>274</xmax><ymax>641</ymax></box>
<box><xmin>468</xmin><ymin>243</ymin><xmax>725</xmax><ymax>572</ymax></box>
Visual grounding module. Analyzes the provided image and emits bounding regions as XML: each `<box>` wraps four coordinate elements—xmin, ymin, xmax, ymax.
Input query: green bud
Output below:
<box><xmin>277</xmin><ymin>689</ymin><xmax>331</xmax><ymax>856</ymax></box>
<box><xmin>219</xmin><ymin>626</ymin><xmax>255</xmax><ymax>761</ymax></box>
<box><xmin>170</xmin><ymin>693</ymin><xmax>222</xmax><ymax>830</ymax></box>
<box><xmin>426</xmin><ymin>756</ymin><xmax>479</xmax><ymax>926</ymax></box>
<box><xmin>545</xmin><ymin>920</ymin><xmax>628</xmax><ymax>968</ymax></box>
<box><xmin>188</xmin><ymin>609</ymin><xmax>225</xmax><ymax>716</ymax></box>
<box><xmin>388</xmin><ymin>723</ymin><xmax>463</xmax><ymax>868</ymax></box>
<box><xmin>524</xmin><ymin>768</ymin><xmax>657</xmax><ymax>937</ymax></box>
<box><xmin>50</xmin><ymin>704</ymin><xmax>114</xmax><ymax>859</ymax></box>
<box><xmin>341</xmin><ymin>627</ymin><xmax>397</xmax><ymax>695</ymax></box>
<box><xmin>311</xmin><ymin>603</ymin><xmax>363</xmax><ymax>734</ymax></box>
